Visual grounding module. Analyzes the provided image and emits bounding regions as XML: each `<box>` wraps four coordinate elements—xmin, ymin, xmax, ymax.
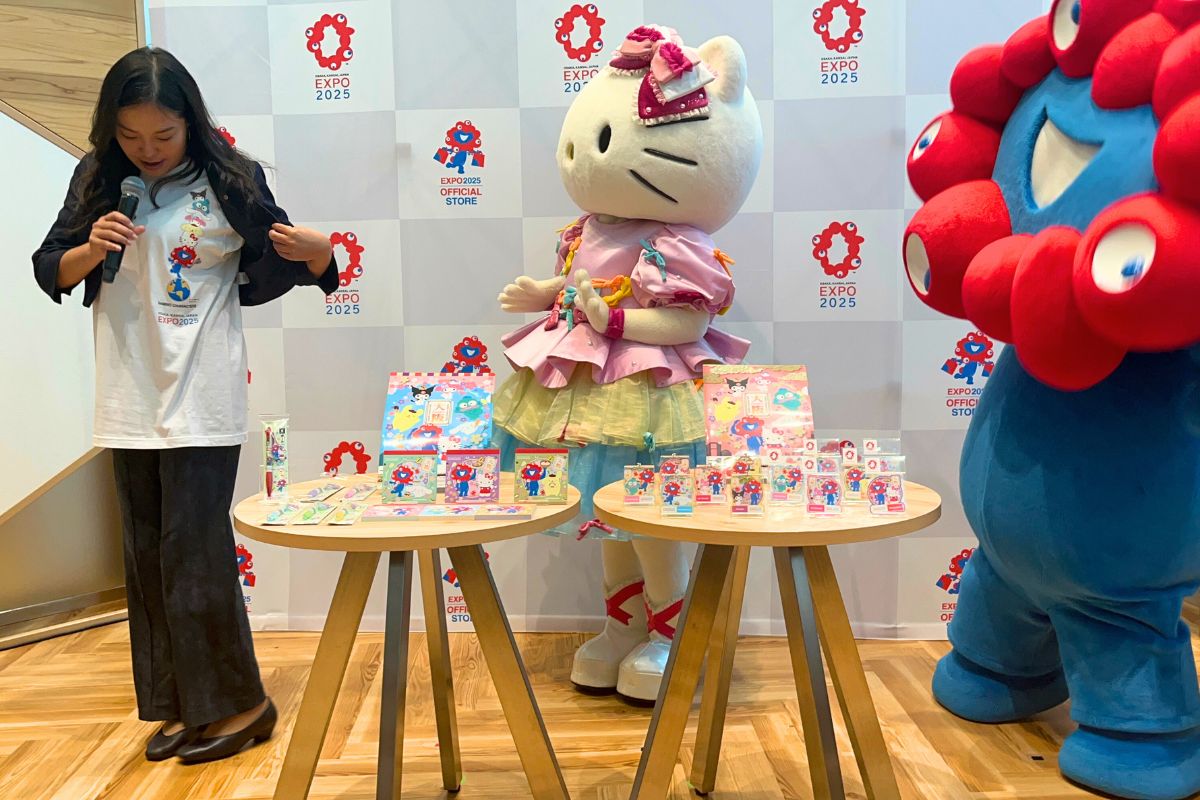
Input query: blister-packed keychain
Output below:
<box><xmin>696</xmin><ymin>459</ymin><xmax>728</xmax><ymax>504</ymax></box>
<box><xmin>261</xmin><ymin>414</ymin><xmax>289</xmax><ymax>503</ymax></box>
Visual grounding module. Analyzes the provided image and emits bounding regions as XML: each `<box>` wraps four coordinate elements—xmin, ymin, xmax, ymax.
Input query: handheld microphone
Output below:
<box><xmin>101</xmin><ymin>176</ymin><xmax>146</xmax><ymax>284</ymax></box>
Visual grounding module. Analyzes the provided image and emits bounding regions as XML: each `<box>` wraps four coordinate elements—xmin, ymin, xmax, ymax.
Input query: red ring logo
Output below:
<box><xmin>306</xmin><ymin>13</ymin><xmax>355</xmax><ymax>71</ymax></box>
<box><xmin>555</xmin><ymin>4</ymin><xmax>605</xmax><ymax>63</ymax></box>
<box><xmin>323</xmin><ymin>440</ymin><xmax>371</xmax><ymax>476</ymax></box>
<box><xmin>330</xmin><ymin>231</ymin><xmax>364</xmax><ymax>287</ymax></box>
<box><xmin>812</xmin><ymin>221</ymin><xmax>864</xmax><ymax>279</ymax></box>
<box><xmin>812</xmin><ymin>0</ymin><xmax>866</xmax><ymax>53</ymax></box>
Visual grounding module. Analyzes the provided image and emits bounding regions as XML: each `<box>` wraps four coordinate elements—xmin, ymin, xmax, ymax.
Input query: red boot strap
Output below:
<box><xmin>647</xmin><ymin>598</ymin><xmax>684</xmax><ymax>639</ymax></box>
<box><xmin>605</xmin><ymin>580</ymin><xmax>645</xmax><ymax>625</ymax></box>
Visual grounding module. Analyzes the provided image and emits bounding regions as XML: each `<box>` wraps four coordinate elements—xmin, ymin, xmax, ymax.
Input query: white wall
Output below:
<box><xmin>0</xmin><ymin>114</ymin><xmax>94</xmax><ymax>514</ymax></box>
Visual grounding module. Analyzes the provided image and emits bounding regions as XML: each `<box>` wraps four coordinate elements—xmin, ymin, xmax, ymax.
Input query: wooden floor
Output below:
<box><xmin>0</xmin><ymin>0</ymin><xmax>139</xmax><ymax>151</ymax></box>
<box><xmin>1</xmin><ymin>626</ymin><xmax>1169</xmax><ymax>800</ymax></box>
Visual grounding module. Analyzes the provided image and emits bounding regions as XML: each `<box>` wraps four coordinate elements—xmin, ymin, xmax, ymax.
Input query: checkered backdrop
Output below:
<box><xmin>149</xmin><ymin>0</ymin><xmax>1052</xmax><ymax>638</ymax></box>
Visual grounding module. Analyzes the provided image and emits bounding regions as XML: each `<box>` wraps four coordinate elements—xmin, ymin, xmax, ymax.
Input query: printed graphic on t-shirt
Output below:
<box><xmin>158</xmin><ymin>189</ymin><xmax>213</xmax><ymax>326</ymax></box>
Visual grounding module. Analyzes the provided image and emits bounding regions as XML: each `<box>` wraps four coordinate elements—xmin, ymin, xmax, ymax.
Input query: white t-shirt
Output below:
<box><xmin>92</xmin><ymin>165</ymin><xmax>248</xmax><ymax>449</ymax></box>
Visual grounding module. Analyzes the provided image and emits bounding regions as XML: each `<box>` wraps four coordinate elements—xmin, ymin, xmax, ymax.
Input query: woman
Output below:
<box><xmin>32</xmin><ymin>47</ymin><xmax>338</xmax><ymax>763</ymax></box>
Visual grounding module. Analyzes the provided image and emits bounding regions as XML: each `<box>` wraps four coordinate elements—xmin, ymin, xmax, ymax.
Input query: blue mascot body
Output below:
<box><xmin>902</xmin><ymin>2</ymin><xmax>1200</xmax><ymax>797</ymax></box>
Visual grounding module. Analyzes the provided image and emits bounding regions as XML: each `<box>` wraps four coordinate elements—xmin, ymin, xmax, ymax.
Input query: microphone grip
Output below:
<box><xmin>101</xmin><ymin>193</ymin><xmax>141</xmax><ymax>284</ymax></box>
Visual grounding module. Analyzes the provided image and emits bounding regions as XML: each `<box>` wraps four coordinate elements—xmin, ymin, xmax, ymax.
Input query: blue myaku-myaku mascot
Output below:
<box><xmin>903</xmin><ymin>1</ymin><xmax>1200</xmax><ymax>798</ymax></box>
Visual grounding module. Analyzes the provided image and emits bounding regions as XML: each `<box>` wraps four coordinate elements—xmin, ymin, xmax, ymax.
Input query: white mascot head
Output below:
<box><xmin>557</xmin><ymin>25</ymin><xmax>763</xmax><ymax>234</ymax></box>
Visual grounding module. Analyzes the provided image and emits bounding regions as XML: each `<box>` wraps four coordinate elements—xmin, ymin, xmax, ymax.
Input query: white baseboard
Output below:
<box><xmin>263</xmin><ymin>613</ymin><xmax>948</xmax><ymax>641</ymax></box>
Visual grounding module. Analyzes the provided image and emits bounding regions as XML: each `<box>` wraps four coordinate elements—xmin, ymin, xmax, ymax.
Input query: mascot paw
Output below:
<box><xmin>932</xmin><ymin>649</ymin><xmax>1068</xmax><ymax>723</ymax></box>
<box><xmin>574</xmin><ymin>269</ymin><xmax>610</xmax><ymax>334</ymax></box>
<box><xmin>1059</xmin><ymin>726</ymin><xmax>1200</xmax><ymax>800</ymax></box>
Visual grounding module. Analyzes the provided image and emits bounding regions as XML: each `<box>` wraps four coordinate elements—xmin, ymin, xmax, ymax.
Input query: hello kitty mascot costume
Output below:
<box><xmin>494</xmin><ymin>25</ymin><xmax>762</xmax><ymax>702</ymax></box>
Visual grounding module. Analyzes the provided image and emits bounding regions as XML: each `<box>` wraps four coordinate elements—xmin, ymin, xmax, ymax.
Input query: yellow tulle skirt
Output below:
<box><xmin>493</xmin><ymin>366</ymin><xmax>707</xmax><ymax>449</ymax></box>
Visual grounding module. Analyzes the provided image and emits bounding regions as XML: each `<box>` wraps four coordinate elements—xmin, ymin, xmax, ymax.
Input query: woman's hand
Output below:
<box><xmin>88</xmin><ymin>212</ymin><xmax>145</xmax><ymax>262</ymax></box>
<box><xmin>498</xmin><ymin>275</ymin><xmax>565</xmax><ymax>313</ymax></box>
<box><xmin>269</xmin><ymin>223</ymin><xmax>332</xmax><ymax>263</ymax></box>
<box><xmin>270</xmin><ymin>223</ymin><xmax>334</xmax><ymax>278</ymax></box>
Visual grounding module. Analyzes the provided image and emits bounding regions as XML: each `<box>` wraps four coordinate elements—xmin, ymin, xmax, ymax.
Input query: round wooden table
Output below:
<box><xmin>234</xmin><ymin>474</ymin><xmax>580</xmax><ymax>800</ymax></box>
<box><xmin>593</xmin><ymin>480</ymin><xmax>942</xmax><ymax>800</ymax></box>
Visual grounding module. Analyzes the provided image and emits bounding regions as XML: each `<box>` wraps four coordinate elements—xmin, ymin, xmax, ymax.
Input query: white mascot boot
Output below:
<box><xmin>616</xmin><ymin>537</ymin><xmax>690</xmax><ymax>704</ymax></box>
<box><xmin>571</xmin><ymin>540</ymin><xmax>649</xmax><ymax>693</ymax></box>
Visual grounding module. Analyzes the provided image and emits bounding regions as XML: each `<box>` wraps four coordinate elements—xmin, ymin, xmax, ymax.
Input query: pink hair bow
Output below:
<box><xmin>611</xmin><ymin>25</ymin><xmax>715</xmax><ymax>126</ymax></box>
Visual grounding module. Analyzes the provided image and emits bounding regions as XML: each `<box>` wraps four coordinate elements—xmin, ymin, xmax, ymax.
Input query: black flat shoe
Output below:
<box><xmin>176</xmin><ymin>700</ymin><xmax>277</xmax><ymax>764</ymax></box>
<box><xmin>146</xmin><ymin>724</ymin><xmax>201</xmax><ymax>761</ymax></box>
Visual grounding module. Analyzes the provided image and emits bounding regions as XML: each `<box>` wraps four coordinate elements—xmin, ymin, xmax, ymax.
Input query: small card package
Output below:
<box><xmin>867</xmin><ymin>472</ymin><xmax>907</xmax><ymax>515</ymax></box>
<box><xmin>657</xmin><ymin>454</ymin><xmax>691</xmax><ymax>478</ymax></box>
<box><xmin>515</xmin><ymin>448</ymin><xmax>569</xmax><ymax>504</ymax></box>
<box><xmin>805</xmin><ymin>473</ymin><xmax>845</xmax><ymax>516</ymax></box>
<box><xmin>444</xmin><ymin>449</ymin><xmax>501</xmax><ymax>503</ymax></box>
<box><xmin>623</xmin><ymin>465</ymin><xmax>658</xmax><ymax>505</ymax></box>
<box><xmin>292</xmin><ymin>502</ymin><xmax>338</xmax><ymax>525</ymax></box>
<box><xmin>361</xmin><ymin>504</ymin><xmax>423</xmax><ymax>522</ymax></box>
<box><xmin>842</xmin><ymin>464</ymin><xmax>869</xmax><ymax>504</ymax></box>
<box><xmin>328</xmin><ymin>502</ymin><xmax>370</xmax><ymax>525</ymax></box>
<box><xmin>695</xmin><ymin>460</ymin><xmax>728</xmax><ymax>504</ymax></box>
<box><xmin>475</xmin><ymin>504</ymin><xmax>534</xmax><ymax>520</ymax></box>
<box><xmin>263</xmin><ymin>503</ymin><xmax>303</xmax><ymax>525</ymax></box>
<box><xmin>419</xmin><ymin>504</ymin><xmax>478</xmax><ymax>520</ymax></box>
<box><xmin>768</xmin><ymin>462</ymin><xmax>807</xmax><ymax>504</ymax></box>
<box><xmin>340</xmin><ymin>482</ymin><xmax>379</xmax><ymax>503</ymax></box>
<box><xmin>727</xmin><ymin>455</ymin><xmax>764</xmax><ymax>515</ymax></box>
<box><xmin>659</xmin><ymin>473</ymin><xmax>695</xmax><ymax>517</ymax></box>
<box><xmin>297</xmin><ymin>482</ymin><xmax>343</xmax><ymax>503</ymax></box>
<box><xmin>381</xmin><ymin>451</ymin><xmax>439</xmax><ymax>504</ymax></box>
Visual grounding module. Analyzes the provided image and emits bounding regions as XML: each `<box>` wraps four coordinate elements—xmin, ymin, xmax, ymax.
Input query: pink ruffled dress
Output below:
<box><xmin>493</xmin><ymin>214</ymin><xmax>749</xmax><ymax>451</ymax></box>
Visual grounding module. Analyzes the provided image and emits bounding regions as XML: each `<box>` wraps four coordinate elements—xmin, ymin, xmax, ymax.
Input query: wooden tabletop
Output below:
<box><xmin>593</xmin><ymin>480</ymin><xmax>941</xmax><ymax>547</ymax></box>
<box><xmin>233</xmin><ymin>474</ymin><xmax>581</xmax><ymax>552</ymax></box>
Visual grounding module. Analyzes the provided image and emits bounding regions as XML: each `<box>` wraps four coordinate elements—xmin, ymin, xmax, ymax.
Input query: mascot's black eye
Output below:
<box><xmin>598</xmin><ymin>124</ymin><xmax>611</xmax><ymax>154</ymax></box>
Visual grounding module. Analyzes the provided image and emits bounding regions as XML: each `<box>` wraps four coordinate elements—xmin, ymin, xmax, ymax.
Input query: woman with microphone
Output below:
<box><xmin>32</xmin><ymin>47</ymin><xmax>338</xmax><ymax>763</ymax></box>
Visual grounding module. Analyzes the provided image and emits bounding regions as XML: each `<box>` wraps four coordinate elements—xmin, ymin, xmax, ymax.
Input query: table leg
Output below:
<box><xmin>689</xmin><ymin>545</ymin><xmax>751</xmax><ymax>795</ymax></box>
<box><xmin>274</xmin><ymin>551</ymin><xmax>381</xmax><ymax>800</ymax></box>
<box><xmin>630</xmin><ymin>543</ymin><xmax>735</xmax><ymax>800</ymax></box>
<box><xmin>804</xmin><ymin>546</ymin><xmax>901</xmax><ymax>800</ymax></box>
<box><xmin>378</xmin><ymin>551</ymin><xmax>414</xmax><ymax>800</ymax></box>
<box><xmin>447</xmin><ymin>544</ymin><xmax>568</xmax><ymax>800</ymax></box>
<box><xmin>419</xmin><ymin>549</ymin><xmax>462</xmax><ymax>792</ymax></box>
<box><xmin>775</xmin><ymin>547</ymin><xmax>844</xmax><ymax>800</ymax></box>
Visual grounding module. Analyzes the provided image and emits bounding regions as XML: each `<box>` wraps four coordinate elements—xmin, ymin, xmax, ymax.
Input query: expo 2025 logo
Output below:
<box><xmin>306</xmin><ymin>13</ymin><xmax>355</xmax><ymax>70</ymax></box>
<box><xmin>555</xmin><ymin>4</ymin><xmax>605</xmax><ymax>62</ymax></box>
<box><xmin>329</xmin><ymin>231</ymin><xmax>364</xmax><ymax>288</ymax></box>
<box><xmin>812</xmin><ymin>0</ymin><xmax>865</xmax><ymax>53</ymax></box>
<box><xmin>812</xmin><ymin>221</ymin><xmax>864</xmax><ymax>279</ymax></box>
<box><xmin>323</xmin><ymin>440</ymin><xmax>372</xmax><ymax>476</ymax></box>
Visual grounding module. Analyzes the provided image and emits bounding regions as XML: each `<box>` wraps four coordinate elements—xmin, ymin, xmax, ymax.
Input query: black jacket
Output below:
<box><xmin>33</xmin><ymin>154</ymin><xmax>340</xmax><ymax>307</ymax></box>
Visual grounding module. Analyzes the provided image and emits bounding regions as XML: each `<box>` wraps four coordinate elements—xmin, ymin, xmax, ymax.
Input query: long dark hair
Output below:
<box><xmin>69</xmin><ymin>47</ymin><xmax>262</xmax><ymax>234</ymax></box>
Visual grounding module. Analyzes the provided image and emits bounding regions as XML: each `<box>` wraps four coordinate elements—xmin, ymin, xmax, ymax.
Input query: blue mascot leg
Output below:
<box><xmin>933</xmin><ymin>546</ymin><xmax>1068</xmax><ymax>723</ymax></box>
<box><xmin>1051</xmin><ymin>598</ymin><xmax>1200</xmax><ymax>800</ymax></box>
